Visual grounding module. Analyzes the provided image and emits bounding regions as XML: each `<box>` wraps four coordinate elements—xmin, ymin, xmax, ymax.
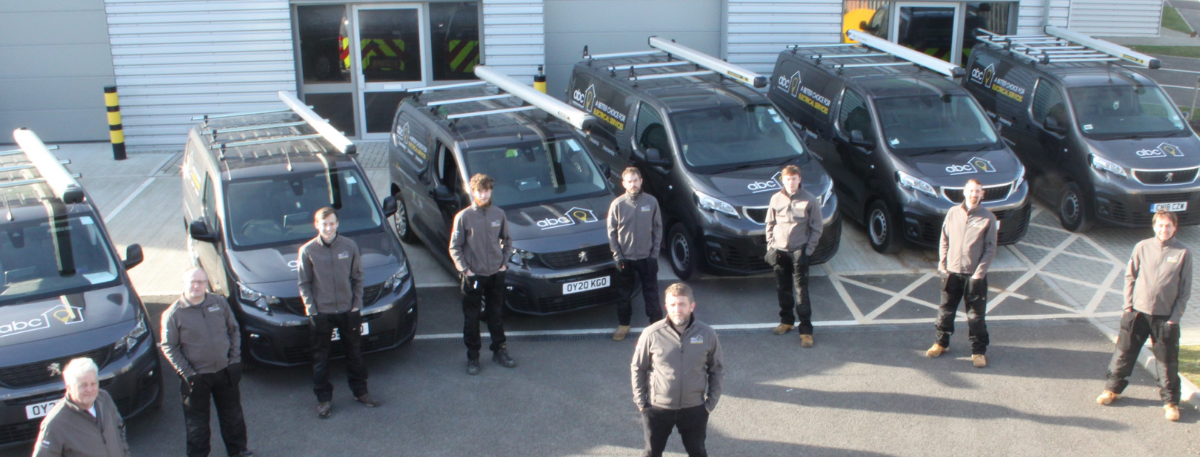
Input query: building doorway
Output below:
<box><xmin>847</xmin><ymin>1</ymin><xmax>1015</xmax><ymax>65</ymax></box>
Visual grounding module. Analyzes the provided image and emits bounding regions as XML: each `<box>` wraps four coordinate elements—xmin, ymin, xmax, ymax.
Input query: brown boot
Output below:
<box><xmin>925</xmin><ymin>344</ymin><xmax>947</xmax><ymax>358</ymax></box>
<box><xmin>972</xmin><ymin>354</ymin><xmax>987</xmax><ymax>368</ymax></box>
<box><xmin>773</xmin><ymin>324</ymin><xmax>794</xmax><ymax>335</ymax></box>
<box><xmin>1165</xmin><ymin>404</ymin><xmax>1181</xmax><ymax>422</ymax></box>
<box><xmin>1095</xmin><ymin>391</ymin><xmax>1120</xmax><ymax>405</ymax></box>
<box><xmin>800</xmin><ymin>334</ymin><xmax>813</xmax><ymax>348</ymax></box>
<box><xmin>612</xmin><ymin>325</ymin><xmax>630</xmax><ymax>341</ymax></box>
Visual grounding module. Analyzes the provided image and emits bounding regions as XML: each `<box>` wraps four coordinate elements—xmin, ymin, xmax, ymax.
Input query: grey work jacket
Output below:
<box><xmin>32</xmin><ymin>390</ymin><xmax>130</xmax><ymax>457</ymax></box>
<box><xmin>1125</xmin><ymin>237</ymin><xmax>1192</xmax><ymax>322</ymax></box>
<box><xmin>765</xmin><ymin>188</ymin><xmax>824</xmax><ymax>255</ymax></box>
<box><xmin>449</xmin><ymin>204</ymin><xmax>512</xmax><ymax>276</ymax></box>
<box><xmin>607</xmin><ymin>191</ymin><xmax>662</xmax><ymax>261</ymax></box>
<box><xmin>939</xmin><ymin>204</ymin><xmax>997</xmax><ymax>276</ymax></box>
<box><xmin>160</xmin><ymin>293</ymin><xmax>241</xmax><ymax>378</ymax></box>
<box><xmin>631</xmin><ymin>317</ymin><xmax>724</xmax><ymax>411</ymax></box>
<box><xmin>298</xmin><ymin>234</ymin><xmax>364</xmax><ymax>316</ymax></box>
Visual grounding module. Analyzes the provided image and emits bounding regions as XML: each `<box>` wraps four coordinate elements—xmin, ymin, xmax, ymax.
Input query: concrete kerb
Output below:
<box><xmin>1088</xmin><ymin>316</ymin><xmax>1200</xmax><ymax>411</ymax></box>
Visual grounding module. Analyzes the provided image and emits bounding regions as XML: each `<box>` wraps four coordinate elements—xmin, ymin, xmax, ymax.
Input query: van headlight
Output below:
<box><xmin>1014</xmin><ymin>163</ymin><xmax>1026</xmax><ymax>189</ymax></box>
<box><xmin>509</xmin><ymin>248</ymin><xmax>535</xmax><ymax>267</ymax></box>
<box><xmin>695</xmin><ymin>191</ymin><xmax>739</xmax><ymax>218</ymax></box>
<box><xmin>238</xmin><ymin>283</ymin><xmax>280</xmax><ymax>312</ymax></box>
<box><xmin>383</xmin><ymin>262</ymin><xmax>410</xmax><ymax>291</ymax></box>
<box><xmin>114</xmin><ymin>316</ymin><xmax>148</xmax><ymax>354</ymax></box>
<box><xmin>1091</xmin><ymin>154</ymin><xmax>1127</xmax><ymax>178</ymax></box>
<box><xmin>817</xmin><ymin>180</ymin><xmax>834</xmax><ymax>207</ymax></box>
<box><xmin>897</xmin><ymin>171</ymin><xmax>937</xmax><ymax>198</ymax></box>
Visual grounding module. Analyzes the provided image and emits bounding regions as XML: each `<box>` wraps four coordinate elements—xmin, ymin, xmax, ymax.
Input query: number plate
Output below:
<box><xmin>331</xmin><ymin>322</ymin><xmax>369</xmax><ymax>341</ymax></box>
<box><xmin>26</xmin><ymin>400</ymin><xmax>58</xmax><ymax>420</ymax></box>
<box><xmin>1150</xmin><ymin>202</ymin><xmax>1187</xmax><ymax>213</ymax></box>
<box><xmin>563</xmin><ymin>276</ymin><xmax>610</xmax><ymax>295</ymax></box>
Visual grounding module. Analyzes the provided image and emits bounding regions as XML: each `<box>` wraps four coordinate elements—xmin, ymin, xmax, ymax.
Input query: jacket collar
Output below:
<box><xmin>317</xmin><ymin>234</ymin><xmax>339</xmax><ymax>247</ymax></box>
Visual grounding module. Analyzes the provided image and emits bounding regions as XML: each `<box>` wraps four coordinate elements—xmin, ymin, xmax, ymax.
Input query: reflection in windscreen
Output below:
<box><xmin>1069</xmin><ymin>85</ymin><xmax>1187</xmax><ymax>138</ymax></box>
<box><xmin>227</xmin><ymin>170</ymin><xmax>382</xmax><ymax>248</ymax></box>
<box><xmin>672</xmin><ymin>105</ymin><xmax>805</xmax><ymax>170</ymax></box>
<box><xmin>464</xmin><ymin>138</ymin><xmax>606</xmax><ymax>207</ymax></box>
<box><xmin>0</xmin><ymin>215</ymin><xmax>119</xmax><ymax>304</ymax></box>
<box><xmin>874</xmin><ymin>95</ymin><xmax>997</xmax><ymax>153</ymax></box>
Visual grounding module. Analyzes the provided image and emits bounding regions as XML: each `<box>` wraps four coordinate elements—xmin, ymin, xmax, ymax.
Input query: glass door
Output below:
<box><xmin>890</xmin><ymin>2</ymin><xmax>963</xmax><ymax>64</ymax></box>
<box><xmin>352</xmin><ymin>4</ymin><xmax>427</xmax><ymax>139</ymax></box>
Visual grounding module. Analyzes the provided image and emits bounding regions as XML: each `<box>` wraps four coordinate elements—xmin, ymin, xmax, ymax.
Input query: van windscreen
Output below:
<box><xmin>671</xmin><ymin>105</ymin><xmax>806</xmax><ymax>173</ymax></box>
<box><xmin>874</xmin><ymin>94</ymin><xmax>998</xmax><ymax>154</ymax></box>
<box><xmin>1068</xmin><ymin>85</ymin><xmax>1188</xmax><ymax>139</ymax></box>
<box><xmin>463</xmin><ymin>137</ymin><xmax>607</xmax><ymax>208</ymax></box>
<box><xmin>0</xmin><ymin>215</ymin><xmax>120</xmax><ymax>305</ymax></box>
<box><xmin>225</xmin><ymin>169</ymin><xmax>383</xmax><ymax>249</ymax></box>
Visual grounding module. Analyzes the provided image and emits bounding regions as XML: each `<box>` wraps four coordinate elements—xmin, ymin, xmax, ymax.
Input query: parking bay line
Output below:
<box><xmin>103</xmin><ymin>177</ymin><xmax>155</xmax><ymax>224</ymax></box>
<box><xmin>413</xmin><ymin>320</ymin><xmax>863</xmax><ymax>341</ymax></box>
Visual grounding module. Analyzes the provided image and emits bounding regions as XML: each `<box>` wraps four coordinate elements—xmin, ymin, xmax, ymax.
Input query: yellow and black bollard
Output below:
<box><xmin>104</xmin><ymin>86</ymin><xmax>126</xmax><ymax>160</ymax></box>
<box><xmin>534</xmin><ymin>65</ymin><xmax>547</xmax><ymax>94</ymax></box>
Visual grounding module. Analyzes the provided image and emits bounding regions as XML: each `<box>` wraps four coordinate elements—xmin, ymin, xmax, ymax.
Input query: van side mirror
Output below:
<box><xmin>993</xmin><ymin>120</ymin><xmax>1003</xmax><ymax>133</ymax></box>
<box><xmin>1045</xmin><ymin>114</ymin><xmax>1067</xmax><ymax>134</ymax></box>
<box><xmin>381</xmin><ymin>195</ymin><xmax>398</xmax><ymax>217</ymax></box>
<box><xmin>849</xmin><ymin>130</ymin><xmax>874</xmax><ymax>149</ymax></box>
<box><xmin>644</xmin><ymin>148</ymin><xmax>672</xmax><ymax>168</ymax></box>
<box><xmin>433</xmin><ymin>185</ymin><xmax>455</xmax><ymax>202</ymax></box>
<box><xmin>189</xmin><ymin>220</ymin><xmax>217</xmax><ymax>243</ymax></box>
<box><xmin>123</xmin><ymin>244</ymin><xmax>144</xmax><ymax>269</ymax></box>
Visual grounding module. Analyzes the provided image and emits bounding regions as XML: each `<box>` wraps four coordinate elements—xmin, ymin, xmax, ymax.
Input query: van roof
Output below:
<box><xmin>0</xmin><ymin>132</ymin><xmax>89</xmax><ymax>215</ymax></box>
<box><xmin>973</xmin><ymin>45</ymin><xmax>1159</xmax><ymax>88</ymax></box>
<box><xmin>779</xmin><ymin>46</ymin><xmax>967</xmax><ymax>98</ymax></box>
<box><xmin>573</xmin><ymin>55</ymin><xmax>771</xmax><ymax>113</ymax></box>
<box><xmin>402</xmin><ymin>86</ymin><xmax>580</xmax><ymax>145</ymax></box>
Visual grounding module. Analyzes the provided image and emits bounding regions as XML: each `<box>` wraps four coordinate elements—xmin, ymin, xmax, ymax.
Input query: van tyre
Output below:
<box><xmin>866</xmin><ymin>200</ymin><xmax>899</xmax><ymax>254</ymax></box>
<box><xmin>392</xmin><ymin>192</ymin><xmax>417</xmax><ymax>243</ymax></box>
<box><xmin>667</xmin><ymin>223</ymin><xmax>698</xmax><ymax>281</ymax></box>
<box><xmin>1058</xmin><ymin>182</ymin><xmax>1093</xmax><ymax>233</ymax></box>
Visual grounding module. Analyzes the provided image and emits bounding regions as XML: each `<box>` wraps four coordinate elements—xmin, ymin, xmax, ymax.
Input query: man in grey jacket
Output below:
<box><xmin>631</xmin><ymin>283</ymin><xmax>723</xmax><ymax>457</ymax></box>
<box><xmin>608</xmin><ymin>167</ymin><xmax>664</xmax><ymax>341</ymax></box>
<box><xmin>298</xmin><ymin>207</ymin><xmax>379</xmax><ymax>418</ymax></box>
<box><xmin>928</xmin><ymin>179</ymin><xmax>996</xmax><ymax>368</ymax></box>
<box><xmin>765</xmin><ymin>164</ymin><xmax>823</xmax><ymax>347</ymax></box>
<box><xmin>161</xmin><ymin>267</ymin><xmax>251</xmax><ymax>457</ymax></box>
<box><xmin>33</xmin><ymin>358</ymin><xmax>130</xmax><ymax>457</ymax></box>
<box><xmin>1097</xmin><ymin>209</ymin><xmax>1191</xmax><ymax>422</ymax></box>
<box><xmin>449</xmin><ymin>173</ymin><xmax>516</xmax><ymax>375</ymax></box>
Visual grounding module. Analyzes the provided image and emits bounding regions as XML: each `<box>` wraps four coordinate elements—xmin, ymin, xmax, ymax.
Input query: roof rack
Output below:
<box><xmin>200</xmin><ymin>91</ymin><xmax>357</xmax><ymax>158</ymax></box>
<box><xmin>646</xmin><ymin>37</ymin><xmax>767</xmax><ymax>88</ymax></box>
<box><xmin>976</xmin><ymin>25</ymin><xmax>1161</xmax><ymax>69</ymax></box>
<box><xmin>420</xmin><ymin>65</ymin><xmax>595</xmax><ymax>131</ymax></box>
<box><xmin>842</xmin><ymin>30</ymin><xmax>966</xmax><ymax>78</ymax></box>
<box><xmin>7</xmin><ymin>128</ymin><xmax>84</xmax><ymax>204</ymax></box>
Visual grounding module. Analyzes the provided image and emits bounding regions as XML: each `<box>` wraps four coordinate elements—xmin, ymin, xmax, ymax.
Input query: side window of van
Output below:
<box><xmin>1031</xmin><ymin>79</ymin><xmax>1067</xmax><ymax>128</ymax></box>
<box><xmin>634</xmin><ymin>103</ymin><xmax>669</xmax><ymax>159</ymax></box>
<box><xmin>838</xmin><ymin>89</ymin><xmax>874</xmax><ymax>142</ymax></box>
<box><xmin>202</xmin><ymin>175</ymin><xmax>218</xmax><ymax>232</ymax></box>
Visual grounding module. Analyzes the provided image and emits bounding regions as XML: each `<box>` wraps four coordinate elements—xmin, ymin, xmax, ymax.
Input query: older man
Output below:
<box><xmin>161</xmin><ymin>267</ymin><xmax>252</xmax><ymax>457</ymax></box>
<box><xmin>32</xmin><ymin>358</ymin><xmax>130</xmax><ymax>457</ymax></box>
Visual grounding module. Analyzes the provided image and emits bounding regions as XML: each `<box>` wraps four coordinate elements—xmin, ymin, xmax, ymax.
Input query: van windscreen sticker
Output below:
<box><xmin>776</xmin><ymin>71</ymin><xmax>832</xmax><ymax>115</ymax></box>
<box><xmin>1136</xmin><ymin>143</ymin><xmax>1184</xmax><ymax>159</ymax></box>
<box><xmin>969</xmin><ymin>63</ymin><xmax>1026</xmax><ymax>103</ymax></box>
<box><xmin>571</xmin><ymin>84</ymin><xmax>627</xmax><ymax>130</ymax></box>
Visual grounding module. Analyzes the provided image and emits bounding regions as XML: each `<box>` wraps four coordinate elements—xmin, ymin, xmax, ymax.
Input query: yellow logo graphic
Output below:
<box><xmin>1160</xmin><ymin>143</ymin><xmax>1183</xmax><ymax>157</ymax></box>
<box><xmin>969</xmin><ymin>157</ymin><xmax>994</xmax><ymax>173</ymax></box>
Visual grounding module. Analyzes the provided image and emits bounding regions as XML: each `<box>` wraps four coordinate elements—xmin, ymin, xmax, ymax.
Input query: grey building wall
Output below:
<box><xmin>0</xmin><ymin>0</ymin><xmax>116</xmax><ymax>143</ymax></box>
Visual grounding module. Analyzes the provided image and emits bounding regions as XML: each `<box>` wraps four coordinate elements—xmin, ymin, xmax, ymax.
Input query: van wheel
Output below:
<box><xmin>667</xmin><ymin>223</ymin><xmax>698</xmax><ymax>281</ymax></box>
<box><xmin>392</xmin><ymin>193</ymin><xmax>417</xmax><ymax>243</ymax></box>
<box><xmin>866</xmin><ymin>200</ymin><xmax>899</xmax><ymax>254</ymax></box>
<box><xmin>1058</xmin><ymin>182</ymin><xmax>1093</xmax><ymax>232</ymax></box>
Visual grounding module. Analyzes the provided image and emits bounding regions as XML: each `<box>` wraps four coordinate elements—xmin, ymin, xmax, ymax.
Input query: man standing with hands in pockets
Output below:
<box><xmin>609</xmin><ymin>166</ymin><xmax>664</xmax><ymax>341</ymax></box>
<box><xmin>765</xmin><ymin>165</ymin><xmax>823</xmax><ymax>347</ymax></box>
<box><xmin>927</xmin><ymin>178</ymin><xmax>996</xmax><ymax>368</ymax></box>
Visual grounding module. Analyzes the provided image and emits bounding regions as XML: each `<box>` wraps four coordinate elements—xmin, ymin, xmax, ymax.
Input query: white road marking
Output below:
<box><xmin>103</xmin><ymin>177</ymin><xmax>155</xmax><ymax>224</ymax></box>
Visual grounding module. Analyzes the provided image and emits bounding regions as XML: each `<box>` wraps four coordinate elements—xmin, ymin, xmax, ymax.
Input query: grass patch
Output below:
<box><xmin>1163</xmin><ymin>5</ymin><xmax>1194</xmax><ymax>34</ymax></box>
<box><xmin>1184</xmin><ymin>345</ymin><xmax>1200</xmax><ymax>387</ymax></box>
<box><xmin>1130</xmin><ymin>45</ymin><xmax>1200</xmax><ymax>58</ymax></box>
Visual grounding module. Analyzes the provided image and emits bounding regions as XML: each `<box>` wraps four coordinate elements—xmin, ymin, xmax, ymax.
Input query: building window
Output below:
<box><xmin>430</xmin><ymin>2</ymin><xmax>480</xmax><ymax>81</ymax></box>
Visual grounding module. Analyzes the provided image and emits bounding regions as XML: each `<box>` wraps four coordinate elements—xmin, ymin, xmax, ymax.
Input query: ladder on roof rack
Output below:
<box><xmin>422</xmin><ymin>66</ymin><xmax>596</xmax><ymax>131</ymax></box>
<box><xmin>975</xmin><ymin>26</ymin><xmax>1160</xmax><ymax>69</ymax></box>
<box><xmin>841</xmin><ymin>30</ymin><xmax>966</xmax><ymax>78</ymax></box>
<box><xmin>6</xmin><ymin>129</ymin><xmax>84</xmax><ymax>204</ymax></box>
<box><xmin>581</xmin><ymin>38</ymin><xmax>768</xmax><ymax>89</ymax></box>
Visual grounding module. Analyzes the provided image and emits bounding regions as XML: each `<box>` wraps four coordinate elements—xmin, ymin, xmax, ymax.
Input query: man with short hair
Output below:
<box><xmin>609</xmin><ymin>166</ymin><xmax>664</xmax><ymax>341</ymax></box>
<box><xmin>765</xmin><ymin>164</ymin><xmax>823</xmax><ymax>347</ymax></box>
<box><xmin>928</xmin><ymin>178</ymin><xmax>996</xmax><ymax>368</ymax></box>
<box><xmin>450</xmin><ymin>173</ymin><xmax>516</xmax><ymax>375</ymax></box>
<box><xmin>632</xmin><ymin>283</ymin><xmax>724</xmax><ymax>457</ymax></box>
<box><xmin>161</xmin><ymin>267</ymin><xmax>252</xmax><ymax>457</ymax></box>
<box><xmin>1097</xmin><ymin>209</ymin><xmax>1190</xmax><ymax>422</ymax></box>
<box><xmin>298</xmin><ymin>206</ymin><xmax>380</xmax><ymax>418</ymax></box>
<box><xmin>33</xmin><ymin>358</ymin><xmax>130</xmax><ymax>457</ymax></box>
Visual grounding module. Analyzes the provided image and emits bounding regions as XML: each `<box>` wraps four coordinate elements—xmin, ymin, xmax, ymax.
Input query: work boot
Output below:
<box><xmin>493</xmin><ymin>346</ymin><xmax>517</xmax><ymax>368</ymax></box>
<box><xmin>972</xmin><ymin>354</ymin><xmax>987</xmax><ymax>368</ymax></box>
<box><xmin>355</xmin><ymin>393</ymin><xmax>382</xmax><ymax>407</ymax></box>
<box><xmin>466</xmin><ymin>359</ymin><xmax>480</xmax><ymax>376</ymax></box>
<box><xmin>926</xmin><ymin>344</ymin><xmax>948</xmax><ymax>358</ymax></box>
<box><xmin>1165</xmin><ymin>404</ymin><xmax>1181</xmax><ymax>422</ymax></box>
<box><xmin>613</xmin><ymin>325</ymin><xmax>631</xmax><ymax>341</ymax></box>
<box><xmin>773</xmin><ymin>324</ymin><xmax>794</xmax><ymax>335</ymax></box>
<box><xmin>800</xmin><ymin>334</ymin><xmax>814</xmax><ymax>348</ymax></box>
<box><xmin>316</xmin><ymin>401</ymin><xmax>331</xmax><ymax>419</ymax></box>
<box><xmin>1095</xmin><ymin>391</ymin><xmax>1120</xmax><ymax>405</ymax></box>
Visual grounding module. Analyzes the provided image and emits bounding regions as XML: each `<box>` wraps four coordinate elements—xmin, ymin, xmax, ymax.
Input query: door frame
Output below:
<box><xmin>352</xmin><ymin>3</ymin><xmax>428</xmax><ymax>140</ymax></box>
<box><xmin>889</xmin><ymin>1</ymin><xmax>964</xmax><ymax>64</ymax></box>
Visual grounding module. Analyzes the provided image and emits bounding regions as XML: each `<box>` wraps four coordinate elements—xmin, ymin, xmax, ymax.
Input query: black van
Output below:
<box><xmin>182</xmin><ymin>92</ymin><xmax>417</xmax><ymax>366</ymax></box>
<box><xmin>0</xmin><ymin>129</ymin><xmax>160</xmax><ymax>447</ymax></box>
<box><xmin>388</xmin><ymin>66</ymin><xmax>621</xmax><ymax>315</ymax></box>
<box><xmin>768</xmin><ymin>31</ymin><xmax>1030</xmax><ymax>253</ymax></box>
<box><xmin>568</xmin><ymin>37</ymin><xmax>842</xmax><ymax>279</ymax></box>
<box><xmin>966</xmin><ymin>26</ymin><xmax>1198</xmax><ymax>231</ymax></box>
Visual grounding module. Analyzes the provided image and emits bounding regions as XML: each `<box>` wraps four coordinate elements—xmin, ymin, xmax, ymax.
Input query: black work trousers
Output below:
<box><xmin>462</xmin><ymin>271</ymin><xmax>507</xmax><ymax>360</ymax></box>
<box><xmin>1105</xmin><ymin>310</ymin><xmax>1181</xmax><ymax>405</ymax></box>
<box><xmin>935</xmin><ymin>273</ymin><xmax>989</xmax><ymax>354</ymax></box>
<box><xmin>310</xmin><ymin>311</ymin><xmax>369</xmax><ymax>402</ymax></box>
<box><xmin>181</xmin><ymin>367</ymin><xmax>248</xmax><ymax>457</ymax></box>
<box><xmin>641</xmin><ymin>405</ymin><xmax>709</xmax><ymax>457</ymax></box>
<box><xmin>617</xmin><ymin>258</ymin><xmax>663</xmax><ymax>326</ymax></box>
<box><xmin>772</xmin><ymin>249</ymin><xmax>812</xmax><ymax>334</ymax></box>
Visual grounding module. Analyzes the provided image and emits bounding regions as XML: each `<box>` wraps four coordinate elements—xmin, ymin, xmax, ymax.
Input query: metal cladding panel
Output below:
<box><xmin>103</xmin><ymin>0</ymin><xmax>296</xmax><ymax>152</ymax></box>
<box><xmin>1068</xmin><ymin>0</ymin><xmax>1163</xmax><ymax>37</ymax></box>
<box><xmin>483</xmin><ymin>0</ymin><xmax>546</xmax><ymax>86</ymax></box>
<box><xmin>1017</xmin><ymin>0</ymin><xmax>1070</xmax><ymax>35</ymax></box>
<box><xmin>726</xmin><ymin>0</ymin><xmax>843</xmax><ymax>74</ymax></box>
